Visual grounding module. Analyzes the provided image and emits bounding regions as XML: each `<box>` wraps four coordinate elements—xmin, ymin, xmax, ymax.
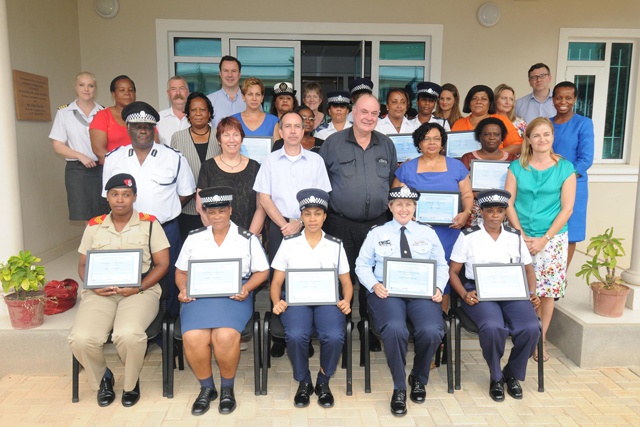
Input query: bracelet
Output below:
<box><xmin>544</xmin><ymin>234</ymin><xmax>552</xmax><ymax>241</ymax></box>
<box><xmin>138</xmin><ymin>286</ymin><xmax>144</xmax><ymax>294</ymax></box>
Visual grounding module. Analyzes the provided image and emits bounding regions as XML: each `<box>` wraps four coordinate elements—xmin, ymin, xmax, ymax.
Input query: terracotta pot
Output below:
<box><xmin>591</xmin><ymin>282</ymin><xmax>630</xmax><ymax>318</ymax></box>
<box><xmin>3</xmin><ymin>291</ymin><xmax>46</xmax><ymax>329</ymax></box>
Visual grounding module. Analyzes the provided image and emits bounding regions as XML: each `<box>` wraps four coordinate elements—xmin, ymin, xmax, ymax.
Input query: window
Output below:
<box><xmin>170</xmin><ymin>34</ymin><xmax>224</xmax><ymax>94</ymax></box>
<box><xmin>376</xmin><ymin>41</ymin><xmax>428</xmax><ymax>107</ymax></box>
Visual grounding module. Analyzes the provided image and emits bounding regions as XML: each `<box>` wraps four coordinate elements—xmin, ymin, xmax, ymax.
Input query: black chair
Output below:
<box><xmin>450</xmin><ymin>289</ymin><xmax>544</xmax><ymax>392</ymax></box>
<box><xmin>72</xmin><ymin>277</ymin><xmax>171</xmax><ymax>402</ymax></box>
<box><xmin>261</xmin><ymin>312</ymin><xmax>353</xmax><ymax>396</ymax></box>
<box><xmin>361</xmin><ymin>312</ymin><xmax>454</xmax><ymax>394</ymax></box>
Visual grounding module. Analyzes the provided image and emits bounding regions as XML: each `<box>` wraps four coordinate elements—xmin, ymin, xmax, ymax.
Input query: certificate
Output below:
<box><xmin>383</xmin><ymin>258</ymin><xmax>436</xmax><ymax>299</ymax></box>
<box><xmin>187</xmin><ymin>259</ymin><xmax>242</xmax><ymax>298</ymax></box>
<box><xmin>388</xmin><ymin>133</ymin><xmax>420</xmax><ymax>162</ymax></box>
<box><xmin>445</xmin><ymin>131</ymin><xmax>481</xmax><ymax>158</ymax></box>
<box><xmin>470</xmin><ymin>160</ymin><xmax>511</xmax><ymax>191</ymax></box>
<box><xmin>415</xmin><ymin>191</ymin><xmax>460</xmax><ymax>225</ymax></box>
<box><xmin>241</xmin><ymin>137</ymin><xmax>272</xmax><ymax>164</ymax></box>
<box><xmin>84</xmin><ymin>249</ymin><xmax>142</xmax><ymax>288</ymax></box>
<box><xmin>473</xmin><ymin>263</ymin><xmax>529</xmax><ymax>301</ymax></box>
<box><xmin>285</xmin><ymin>268</ymin><xmax>339</xmax><ymax>306</ymax></box>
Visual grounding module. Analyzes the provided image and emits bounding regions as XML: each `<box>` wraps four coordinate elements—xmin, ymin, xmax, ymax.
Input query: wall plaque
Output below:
<box><xmin>13</xmin><ymin>70</ymin><xmax>51</xmax><ymax>121</ymax></box>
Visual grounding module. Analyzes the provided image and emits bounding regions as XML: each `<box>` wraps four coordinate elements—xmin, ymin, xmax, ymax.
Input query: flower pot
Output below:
<box><xmin>590</xmin><ymin>282</ymin><xmax>630</xmax><ymax>318</ymax></box>
<box><xmin>3</xmin><ymin>291</ymin><xmax>46</xmax><ymax>329</ymax></box>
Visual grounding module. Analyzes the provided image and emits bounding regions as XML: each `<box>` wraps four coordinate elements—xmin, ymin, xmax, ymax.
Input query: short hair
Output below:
<box><xmin>295</xmin><ymin>105</ymin><xmax>313</xmax><ymax>115</ymax></box>
<box><xmin>76</xmin><ymin>71</ymin><xmax>96</xmax><ymax>85</ymax></box>
<box><xmin>279</xmin><ymin>111</ymin><xmax>304</xmax><ymax>129</ymax></box>
<box><xmin>553</xmin><ymin>81</ymin><xmax>578</xmax><ymax>98</ymax></box>
<box><xmin>184</xmin><ymin>92</ymin><xmax>214</xmax><ymax>118</ymax></box>
<box><xmin>303</xmin><ymin>81</ymin><xmax>324</xmax><ymax>99</ymax></box>
<box><xmin>109</xmin><ymin>75</ymin><xmax>136</xmax><ymax>93</ymax></box>
<box><xmin>216</xmin><ymin>116</ymin><xmax>245</xmax><ymax>142</ymax></box>
<box><xmin>462</xmin><ymin>85</ymin><xmax>494</xmax><ymax>114</ymax></box>
<box><xmin>527</xmin><ymin>63</ymin><xmax>551</xmax><ymax>76</ymax></box>
<box><xmin>386</xmin><ymin>87</ymin><xmax>410</xmax><ymax>106</ymax></box>
<box><xmin>474</xmin><ymin>117</ymin><xmax>508</xmax><ymax>143</ymax></box>
<box><xmin>167</xmin><ymin>75</ymin><xmax>188</xmax><ymax>89</ymax></box>
<box><xmin>241</xmin><ymin>77</ymin><xmax>264</xmax><ymax>96</ymax></box>
<box><xmin>219</xmin><ymin>55</ymin><xmax>241</xmax><ymax>72</ymax></box>
<box><xmin>412</xmin><ymin>122</ymin><xmax>447</xmax><ymax>153</ymax></box>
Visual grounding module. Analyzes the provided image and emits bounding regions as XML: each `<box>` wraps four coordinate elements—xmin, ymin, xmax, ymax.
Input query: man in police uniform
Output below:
<box><xmin>69</xmin><ymin>173</ymin><xmax>170</xmax><ymax>407</ymax></box>
<box><xmin>314</xmin><ymin>91</ymin><xmax>352</xmax><ymax>140</ymax></box>
<box><xmin>415</xmin><ymin>82</ymin><xmax>450</xmax><ymax>130</ymax></box>
<box><xmin>102</xmin><ymin>101</ymin><xmax>196</xmax><ymax>316</ymax></box>
<box><xmin>157</xmin><ymin>76</ymin><xmax>190</xmax><ymax>145</ymax></box>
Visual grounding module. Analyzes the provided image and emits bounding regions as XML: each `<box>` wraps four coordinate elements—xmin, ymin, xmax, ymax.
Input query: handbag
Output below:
<box><xmin>44</xmin><ymin>278</ymin><xmax>79</xmax><ymax>315</ymax></box>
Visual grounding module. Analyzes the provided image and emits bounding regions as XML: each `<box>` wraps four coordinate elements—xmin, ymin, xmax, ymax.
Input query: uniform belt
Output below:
<box><xmin>161</xmin><ymin>217</ymin><xmax>178</xmax><ymax>227</ymax></box>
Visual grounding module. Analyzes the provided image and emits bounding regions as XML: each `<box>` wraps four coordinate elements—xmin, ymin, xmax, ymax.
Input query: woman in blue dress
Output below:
<box><xmin>551</xmin><ymin>81</ymin><xmax>594</xmax><ymax>267</ymax></box>
<box><xmin>231</xmin><ymin>77</ymin><xmax>280</xmax><ymax>137</ymax></box>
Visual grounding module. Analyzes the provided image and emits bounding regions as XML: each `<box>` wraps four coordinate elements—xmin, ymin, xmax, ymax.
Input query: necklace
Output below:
<box><xmin>190</xmin><ymin>126</ymin><xmax>210</xmax><ymax>136</ymax></box>
<box><xmin>423</xmin><ymin>156</ymin><xmax>440</xmax><ymax>169</ymax></box>
<box><xmin>218</xmin><ymin>155</ymin><xmax>242</xmax><ymax>170</ymax></box>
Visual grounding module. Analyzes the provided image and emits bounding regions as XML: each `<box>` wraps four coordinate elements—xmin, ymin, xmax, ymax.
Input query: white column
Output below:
<box><xmin>621</xmin><ymin>169</ymin><xmax>640</xmax><ymax>309</ymax></box>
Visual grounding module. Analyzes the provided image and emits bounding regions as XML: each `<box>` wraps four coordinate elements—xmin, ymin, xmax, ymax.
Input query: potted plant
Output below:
<box><xmin>1</xmin><ymin>250</ymin><xmax>47</xmax><ymax>329</ymax></box>
<box><xmin>575</xmin><ymin>228</ymin><xmax>630</xmax><ymax>317</ymax></box>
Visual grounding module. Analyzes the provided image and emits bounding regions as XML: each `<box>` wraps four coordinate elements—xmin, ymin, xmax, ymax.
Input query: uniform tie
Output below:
<box><xmin>400</xmin><ymin>226</ymin><xmax>412</xmax><ymax>259</ymax></box>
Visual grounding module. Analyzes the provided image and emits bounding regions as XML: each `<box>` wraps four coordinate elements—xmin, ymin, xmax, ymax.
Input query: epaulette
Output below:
<box><xmin>88</xmin><ymin>214</ymin><xmax>107</xmax><ymax>226</ymax></box>
<box><xmin>164</xmin><ymin>144</ymin><xmax>181</xmax><ymax>154</ymax></box>
<box><xmin>189</xmin><ymin>226</ymin><xmax>207</xmax><ymax>235</ymax></box>
<box><xmin>238</xmin><ymin>226</ymin><xmax>253</xmax><ymax>239</ymax></box>
<box><xmin>504</xmin><ymin>226</ymin><xmax>521</xmax><ymax>235</ymax></box>
<box><xmin>58</xmin><ymin>104</ymin><xmax>69</xmax><ymax>110</ymax></box>
<box><xmin>105</xmin><ymin>145</ymin><xmax>123</xmax><ymax>157</ymax></box>
<box><xmin>370</xmin><ymin>224</ymin><xmax>380</xmax><ymax>230</ymax></box>
<box><xmin>461</xmin><ymin>225</ymin><xmax>481</xmax><ymax>235</ymax></box>
<box><xmin>284</xmin><ymin>232</ymin><xmax>302</xmax><ymax>240</ymax></box>
<box><xmin>138</xmin><ymin>212</ymin><xmax>156</xmax><ymax>222</ymax></box>
<box><xmin>324</xmin><ymin>234</ymin><xmax>342</xmax><ymax>244</ymax></box>
<box><xmin>416</xmin><ymin>221</ymin><xmax>434</xmax><ymax>229</ymax></box>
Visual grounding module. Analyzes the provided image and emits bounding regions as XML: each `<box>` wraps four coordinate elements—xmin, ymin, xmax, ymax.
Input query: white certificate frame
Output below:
<box><xmin>470</xmin><ymin>159</ymin><xmax>511</xmax><ymax>191</ymax></box>
<box><xmin>388</xmin><ymin>133</ymin><xmax>420</xmax><ymax>162</ymax></box>
<box><xmin>415</xmin><ymin>191</ymin><xmax>461</xmax><ymax>225</ymax></box>
<box><xmin>383</xmin><ymin>257</ymin><xmax>437</xmax><ymax>299</ymax></box>
<box><xmin>187</xmin><ymin>258</ymin><xmax>242</xmax><ymax>298</ymax></box>
<box><xmin>473</xmin><ymin>263</ymin><xmax>529</xmax><ymax>301</ymax></box>
<box><xmin>84</xmin><ymin>249</ymin><xmax>143</xmax><ymax>289</ymax></box>
<box><xmin>445</xmin><ymin>130</ymin><xmax>481</xmax><ymax>158</ymax></box>
<box><xmin>285</xmin><ymin>268</ymin><xmax>339</xmax><ymax>306</ymax></box>
<box><xmin>241</xmin><ymin>136</ymin><xmax>272</xmax><ymax>164</ymax></box>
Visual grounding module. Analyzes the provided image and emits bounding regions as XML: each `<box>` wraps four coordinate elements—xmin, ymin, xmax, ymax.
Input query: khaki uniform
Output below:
<box><xmin>68</xmin><ymin>210</ymin><xmax>170</xmax><ymax>391</ymax></box>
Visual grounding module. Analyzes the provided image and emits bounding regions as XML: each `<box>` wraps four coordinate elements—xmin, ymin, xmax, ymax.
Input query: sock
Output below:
<box><xmin>221</xmin><ymin>376</ymin><xmax>234</xmax><ymax>389</ymax></box>
<box><xmin>198</xmin><ymin>376</ymin><xmax>215</xmax><ymax>390</ymax></box>
<box><xmin>316</xmin><ymin>371</ymin><xmax>330</xmax><ymax>385</ymax></box>
<box><xmin>103</xmin><ymin>368</ymin><xmax>113</xmax><ymax>380</ymax></box>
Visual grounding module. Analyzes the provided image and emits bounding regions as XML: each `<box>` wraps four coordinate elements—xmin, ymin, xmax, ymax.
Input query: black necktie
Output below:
<box><xmin>400</xmin><ymin>226</ymin><xmax>412</xmax><ymax>259</ymax></box>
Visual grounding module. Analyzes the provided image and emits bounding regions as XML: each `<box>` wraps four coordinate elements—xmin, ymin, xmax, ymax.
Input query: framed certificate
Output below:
<box><xmin>285</xmin><ymin>268</ymin><xmax>339</xmax><ymax>306</ymax></box>
<box><xmin>383</xmin><ymin>258</ymin><xmax>437</xmax><ymax>299</ymax></box>
<box><xmin>84</xmin><ymin>249</ymin><xmax>143</xmax><ymax>289</ymax></box>
<box><xmin>187</xmin><ymin>258</ymin><xmax>242</xmax><ymax>298</ymax></box>
<box><xmin>241</xmin><ymin>137</ymin><xmax>272</xmax><ymax>164</ymax></box>
<box><xmin>388</xmin><ymin>133</ymin><xmax>420</xmax><ymax>162</ymax></box>
<box><xmin>473</xmin><ymin>263</ymin><xmax>529</xmax><ymax>301</ymax></box>
<box><xmin>415</xmin><ymin>191</ymin><xmax>461</xmax><ymax>225</ymax></box>
<box><xmin>470</xmin><ymin>160</ymin><xmax>511</xmax><ymax>191</ymax></box>
<box><xmin>445</xmin><ymin>131</ymin><xmax>481</xmax><ymax>158</ymax></box>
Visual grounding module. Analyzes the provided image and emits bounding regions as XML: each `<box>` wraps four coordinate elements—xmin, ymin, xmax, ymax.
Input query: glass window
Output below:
<box><xmin>603</xmin><ymin>43</ymin><xmax>633</xmax><ymax>159</ymax></box>
<box><xmin>174</xmin><ymin>38</ymin><xmax>221</xmax><ymax>57</ymax></box>
<box><xmin>568</xmin><ymin>42</ymin><xmax>606</xmax><ymax>61</ymax></box>
<box><xmin>574</xmin><ymin>75</ymin><xmax>595</xmax><ymax>118</ymax></box>
<box><xmin>379</xmin><ymin>66</ymin><xmax>424</xmax><ymax>104</ymax></box>
<box><xmin>175</xmin><ymin>63</ymin><xmax>220</xmax><ymax>94</ymax></box>
<box><xmin>379</xmin><ymin>42</ymin><xmax>425</xmax><ymax>61</ymax></box>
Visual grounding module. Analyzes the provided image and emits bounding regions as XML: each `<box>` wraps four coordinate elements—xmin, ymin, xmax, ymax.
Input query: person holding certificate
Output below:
<box><xmin>449</xmin><ymin>189</ymin><xmax>541</xmax><ymax>402</ymax></box>
<box><xmin>355</xmin><ymin>186</ymin><xmax>448</xmax><ymax>417</ymax></box>
<box><xmin>68</xmin><ymin>173</ymin><xmax>170</xmax><ymax>408</ymax></box>
<box><xmin>175</xmin><ymin>186</ymin><xmax>269</xmax><ymax>416</ymax></box>
<box><xmin>270</xmin><ymin>189</ymin><xmax>353</xmax><ymax>408</ymax></box>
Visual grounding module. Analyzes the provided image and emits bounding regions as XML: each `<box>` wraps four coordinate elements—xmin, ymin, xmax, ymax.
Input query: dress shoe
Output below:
<box><xmin>314</xmin><ymin>382</ymin><xmax>334</xmax><ymax>408</ymax></box>
<box><xmin>270</xmin><ymin>340</ymin><xmax>286</xmax><ymax>358</ymax></box>
<box><xmin>218</xmin><ymin>387</ymin><xmax>236</xmax><ymax>414</ymax></box>
<box><xmin>97</xmin><ymin>375</ymin><xmax>115</xmax><ymax>407</ymax></box>
<box><xmin>191</xmin><ymin>386</ymin><xmax>218</xmax><ymax>416</ymax></box>
<box><xmin>390</xmin><ymin>389</ymin><xmax>407</xmax><ymax>416</ymax></box>
<box><xmin>503</xmin><ymin>374</ymin><xmax>523</xmax><ymax>399</ymax></box>
<box><xmin>408</xmin><ymin>374</ymin><xmax>426</xmax><ymax>403</ymax></box>
<box><xmin>121</xmin><ymin>380</ymin><xmax>140</xmax><ymax>407</ymax></box>
<box><xmin>489</xmin><ymin>379</ymin><xmax>505</xmax><ymax>402</ymax></box>
<box><xmin>294</xmin><ymin>381</ymin><xmax>313</xmax><ymax>408</ymax></box>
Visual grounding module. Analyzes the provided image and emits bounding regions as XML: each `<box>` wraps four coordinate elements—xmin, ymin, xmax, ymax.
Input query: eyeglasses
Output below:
<box><xmin>529</xmin><ymin>73</ymin><xmax>550</xmax><ymax>81</ymax></box>
<box><xmin>301</xmin><ymin>116</ymin><xmax>316</xmax><ymax>122</ymax></box>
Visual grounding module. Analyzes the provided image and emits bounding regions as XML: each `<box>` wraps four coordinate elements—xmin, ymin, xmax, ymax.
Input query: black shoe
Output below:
<box><xmin>489</xmin><ymin>379</ymin><xmax>505</xmax><ymax>402</ymax></box>
<box><xmin>408</xmin><ymin>374</ymin><xmax>426</xmax><ymax>403</ymax></box>
<box><xmin>97</xmin><ymin>375</ymin><xmax>115</xmax><ymax>407</ymax></box>
<box><xmin>315</xmin><ymin>382</ymin><xmax>334</xmax><ymax>408</ymax></box>
<box><xmin>503</xmin><ymin>374</ymin><xmax>523</xmax><ymax>399</ymax></box>
<box><xmin>121</xmin><ymin>380</ymin><xmax>140</xmax><ymax>407</ymax></box>
<box><xmin>218</xmin><ymin>387</ymin><xmax>236</xmax><ymax>414</ymax></box>
<box><xmin>308</xmin><ymin>342</ymin><xmax>315</xmax><ymax>358</ymax></box>
<box><xmin>390</xmin><ymin>389</ymin><xmax>407</xmax><ymax>416</ymax></box>
<box><xmin>191</xmin><ymin>386</ymin><xmax>218</xmax><ymax>416</ymax></box>
<box><xmin>270</xmin><ymin>340</ymin><xmax>286</xmax><ymax>358</ymax></box>
<box><xmin>369</xmin><ymin>332</ymin><xmax>382</xmax><ymax>352</ymax></box>
<box><xmin>294</xmin><ymin>381</ymin><xmax>313</xmax><ymax>408</ymax></box>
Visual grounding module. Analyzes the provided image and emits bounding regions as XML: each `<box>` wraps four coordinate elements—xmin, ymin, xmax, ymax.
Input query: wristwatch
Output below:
<box><xmin>138</xmin><ymin>286</ymin><xmax>144</xmax><ymax>294</ymax></box>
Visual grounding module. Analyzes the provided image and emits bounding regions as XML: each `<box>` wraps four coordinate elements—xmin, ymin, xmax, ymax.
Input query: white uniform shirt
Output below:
<box><xmin>375</xmin><ymin>116</ymin><xmax>420</xmax><ymax>135</ymax></box>
<box><xmin>415</xmin><ymin>115</ymin><xmax>451</xmax><ymax>131</ymax></box>
<box><xmin>314</xmin><ymin>121</ymin><xmax>352</xmax><ymax>140</ymax></box>
<box><xmin>175</xmin><ymin>222</ymin><xmax>269</xmax><ymax>277</ymax></box>
<box><xmin>449</xmin><ymin>224</ymin><xmax>532</xmax><ymax>281</ymax></box>
<box><xmin>102</xmin><ymin>143</ymin><xmax>196</xmax><ymax>223</ymax></box>
<box><xmin>49</xmin><ymin>100</ymin><xmax>103</xmax><ymax>161</ymax></box>
<box><xmin>157</xmin><ymin>107</ymin><xmax>190</xmax><ymax>146</ymax></box>
<box><xmin>272</xmin><ymin>231</ymin><xmax>349</xmax><ymax>275</ymax></box>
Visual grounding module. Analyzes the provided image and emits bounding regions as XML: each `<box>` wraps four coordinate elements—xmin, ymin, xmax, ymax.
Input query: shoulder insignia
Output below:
<box><xmin>416</xmin><ymin>221</ymin><xmax>434</xmax><ymax>229</ymax></box>
<box><xmin>105</xmin><ymin>146</ymin><xmax>123</xmax><ymax>158</ymax></box>
<box><xmin>284</xmin><ymin>232</ymin><xmax>302</xmax><ymax>240</ymax></box>
<box><xmin>461</xmin><ymin>225</ymin><xmax>481</xmax><ymax>235</ymax></box>
<box><xmin>370</xmin><ymin>224</ymin><xmax>380</xmax><ymax>230</ymax></box>
<box><xmin>139</xmin><ymin>212</ymin><xmax>157</xmax><ymax>222</ymax></box>
<box><xmin>324</xmin><ymin>234</ymin><xmax>342</xmax><ymax>244</ymax></box>
<box><xmin>189</xmin><ymin>226</ymin><xmax>207</xmax><ymax>235</ymax></box>
<box><xmin>58</xmin><ymin>104</ymin><xmax>69</xmax><ymax>110</ymax></box>
<box><xmin>237</xmin><ymin>226</ymin><xmax>254</xmax><ymax>239</ymax></box>
<box><xmin>504</xmin><ymin>226</ymin><xmax>521</xmax><ymax>235</ymax></box>
<box><xmin>88</xmin><ymin>214</ymin><xmax>107</xmax><ymax>226</ymax></box>
<box><xmin>164</xmin><ymin>145</ymin><xmax>181</xmax><ymax>154</ymax></box>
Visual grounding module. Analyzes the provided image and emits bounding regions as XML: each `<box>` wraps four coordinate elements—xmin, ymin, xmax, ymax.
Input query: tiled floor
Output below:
<box><xmin>1</xmin><ymin>341</ymin><xmax>639</xmax><ymax>426</ymax></box>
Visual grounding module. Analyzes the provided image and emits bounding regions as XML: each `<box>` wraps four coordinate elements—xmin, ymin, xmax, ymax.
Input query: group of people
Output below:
<box><xmin>52</xmin><ymin>57</ymin><xmax>593</xmax><ymax>417</ymax></box>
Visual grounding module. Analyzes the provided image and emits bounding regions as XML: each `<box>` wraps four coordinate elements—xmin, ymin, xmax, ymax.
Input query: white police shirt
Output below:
<box><xmin>102</xmin><ymin>143</ymin><xmax>196</xmax><ymax>223</ymax></box>
<box><xmin>271</xmin><ymin>231</ymin><xmax>349</xmax><ymax>274</ymax></box>
<box><xmin>449</xmin><ymin>224</ymin><xmax>532</xmax><ymax>281</ymax></box>
<box><xmin>314</xmin><ymin>121</ymin><xmax>352</xmax><ymax>140</ymax></box>
<box><xmin>48</xmin><ymin>100</ymin><xmax>103</xmax><ymax>161</ymax></box>
<box><xmin>375</xmin><ymin>116</ymin><xmax>420</xmax><ymax>135</ymax></box>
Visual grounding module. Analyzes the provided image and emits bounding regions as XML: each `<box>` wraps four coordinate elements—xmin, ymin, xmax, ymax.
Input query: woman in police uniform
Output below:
<box><xmin>175</xmin><ymin>186</ymin><xmax>269</xmax><ymax>416</ymax></box>
<box><xmin>449</xmin><ymin>189</ymin><xmax>541</xmax><ymax>402</ymax></box>
<box><xmin>355</xmin><ymin>186</ymin><xmax>449</xmax><ymax>417</ymax></box>
<box><xmin>270</xmin><ymin>188</ymin><xmax>353</xmax><ymax>409</ymax></box>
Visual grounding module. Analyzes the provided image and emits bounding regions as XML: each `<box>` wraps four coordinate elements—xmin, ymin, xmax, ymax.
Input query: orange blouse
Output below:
<box><xmin>451</xmin><ymin>114</ymin><xmax>523</xmax><ymax>149</ymax></box>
